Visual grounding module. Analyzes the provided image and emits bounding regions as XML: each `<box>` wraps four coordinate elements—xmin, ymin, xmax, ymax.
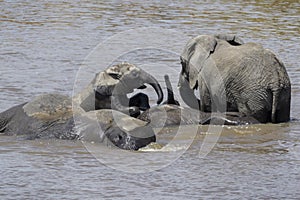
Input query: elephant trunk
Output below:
<box><xmin>164</xmin><ymin>75</ymin><xmax>179</xmax><ymax>105</ymax></box>
<box><xmin>142</xmin><ymin>71</ymin><xmax>163</xmax><ymax>105</ymax></box>
<box><xmin>112</xmin><ymin>70</ymin><xmax>163</xmax><ymax>105</ymax></box>
<box><xmin>178</xmin><ymin>75</ymin><xmax>200</xmax><ymax>110</ymax></box>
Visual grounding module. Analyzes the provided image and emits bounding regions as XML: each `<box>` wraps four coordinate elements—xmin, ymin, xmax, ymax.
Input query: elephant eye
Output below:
<box><xmin>131</xmin><ymin>70</ymin><xmax>139</xmax><ymax>77</ymax></box>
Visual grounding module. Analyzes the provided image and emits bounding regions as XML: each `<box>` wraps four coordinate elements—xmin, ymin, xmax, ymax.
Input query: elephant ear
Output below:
<box><xmin>215</xmin><ymin>34</ymin><xmax>244</xmax><ymax>46</ymax></box>
<box><xmin>183</xmin><ymin>35</ymin><xmax>218</xmax><ymax>89</ymax></box>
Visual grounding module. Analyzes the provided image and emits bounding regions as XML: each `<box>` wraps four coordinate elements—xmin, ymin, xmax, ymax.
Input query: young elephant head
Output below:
<box><xmin>76</xmin><ymin>109</ymin><xmax>156</xmax><ymax>150</ymax></box>
<box><xmin>105</xmin><ymin>125</ymin><xmax>156</xmax><ymax>150</ymax></box>
<box><xmin>100</xmin><ymin>63</ymin><xmax>163</xmax><ymax>100</ymax></box>
<box><xmin>178</xmin><ymin>34</ymin><xmax>291</xmax><ymax>123</ymax></box>
<box><xmin>78</xmin><ymin>63</ymin><xmax>163</xmax><ymax>115</ymax></box>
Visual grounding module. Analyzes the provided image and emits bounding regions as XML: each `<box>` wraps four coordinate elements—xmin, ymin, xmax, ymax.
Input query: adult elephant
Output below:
<box><xmin>178</xmin><ymin>34</ymin><xmax>291</xmax><ymax>123</ymax></box>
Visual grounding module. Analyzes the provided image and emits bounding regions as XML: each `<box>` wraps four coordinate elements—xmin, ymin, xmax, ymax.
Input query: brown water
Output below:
<box><xmin>1</xmin><ymin>0</ymin><xmax>300</xmax><ymax>199</ymax></box>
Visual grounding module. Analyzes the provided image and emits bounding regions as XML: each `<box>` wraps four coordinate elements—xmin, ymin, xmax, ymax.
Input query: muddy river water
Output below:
<box><xmin>0</xmin><ymin>0</ymin><xmax>299</xmax><ymax>199</ymax></box>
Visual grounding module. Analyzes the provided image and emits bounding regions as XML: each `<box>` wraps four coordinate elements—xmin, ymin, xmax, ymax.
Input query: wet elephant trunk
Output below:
<box><xmin>141</xmin><ymin>71</ymin><xmax>164</xmax><ymax>105</ymax></box>
<box><xmin>108</xmin><ymin>70</ymin><xmax>164</xmax><ymax>116</ymax></box>
<box><xmin>113</xmin><ymin>70</ymin><xmax>163</xmax><ymax>105</ymax></box>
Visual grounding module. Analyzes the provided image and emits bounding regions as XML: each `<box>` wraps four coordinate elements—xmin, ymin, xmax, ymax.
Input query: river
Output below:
<box><xmin>0</xmin><ymin>0</ymin><xmax>299</xmax><ymax>199</ymax></box>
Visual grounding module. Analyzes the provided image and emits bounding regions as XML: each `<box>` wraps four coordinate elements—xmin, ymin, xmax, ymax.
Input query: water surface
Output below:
<box><xmin>1</xmin><ymin>0</ymin><xmax>299</xmax><ymax>199</ymax></box>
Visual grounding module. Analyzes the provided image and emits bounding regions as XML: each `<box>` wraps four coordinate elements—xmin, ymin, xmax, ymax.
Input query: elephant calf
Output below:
<box><xmin>74</xmin><ymin>62</ymin><xmax>163</xmax><ymax>117</ymax></box>
<box><xmin>178</xmin><ymin>34</ymin><xmax>291</xmax><ymax>123</ymax></box>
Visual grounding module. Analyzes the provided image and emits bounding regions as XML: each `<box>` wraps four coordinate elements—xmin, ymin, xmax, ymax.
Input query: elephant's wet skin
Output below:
<box><xmin>0</xmin><ymin>94</ymin><xmax>76</xmax><ymax>139</ymax></box>
<box><xmin>104</xmin><ymin>122</ymin><xmax>156</xmax><ymax>150</ymax></box>
<box><xmin>77</xmin><ymin>62</ymin><xmax>163</xmax><ymax>117</ymax></box>
<box><xmin>75</xmin><ymin>109</ymin><xmax>156</xmax><ymax>150</ymax></box>
<box><xmin>178</xmin><ymin>34</ymin><xmax>291</xmax><ymax>123</ymax></box>
<box><xmin>0</xmin><ymin>94</ymin><xmax>156</xmax><ymax>150</ymax></box>
<box><xmin>139</xmin><ymin>104</ymin><xmax>259</xmax><ymax>128</ymax></box>
<box><xmin>0</xmin><ymin>63</ymin><xmax>162</xmax><ymax>150</ymax></box>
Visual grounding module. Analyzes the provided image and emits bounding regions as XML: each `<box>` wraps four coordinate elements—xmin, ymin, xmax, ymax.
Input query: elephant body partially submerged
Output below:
<box><xmin>179</xmin><ymin>34</ymin><xmax>291</xmax><ymax>123</ymax></box>
<box><xmin>0</xmin><ymin>63</ymin><xmax>162</xmax><ymax>150</ymax></box>
<box><xmin>138</xmin><ymin>104</ymin><xmax>259</xmax><ymax>128</ymax></box>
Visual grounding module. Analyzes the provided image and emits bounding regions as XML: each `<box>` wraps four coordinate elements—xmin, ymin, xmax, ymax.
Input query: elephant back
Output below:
<box><xmin>213</xmin><ymin>40</ymin><xmax>290</xmax><ymax>90</ymax></box>
<box><xmin>23</xmin><ymin>93</ymin><xmax>72</xmax><ymax>122</ymax></box>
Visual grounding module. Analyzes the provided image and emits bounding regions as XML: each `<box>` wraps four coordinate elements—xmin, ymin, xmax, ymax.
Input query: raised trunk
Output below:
<box><xmin>164</xmin><ymin>75</ymin><xmax>179</xmax><ymax>105</ymax></box>
<box><xmin>112</xmin><ymin>70</ymin><xmax>164</xmax><ymax>105</ymax></box>
<box><xmin>142</xmin><ymin>71</ymin><xmax>164</xmax><ymax>105</ymax></box>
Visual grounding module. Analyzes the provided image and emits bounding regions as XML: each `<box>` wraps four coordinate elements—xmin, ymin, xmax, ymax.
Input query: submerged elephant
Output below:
<box><xmin>178</xmin><ymin>34</ymin><xmax>291</xmax><ymax>123</ymax></box>
<box><xmin>0</xmin><ymin>63</ymin><xmax>162</xmax><ymax>150</ymax></box>
<box><xmin>139</xmin><ymin>104</ymin><xmax>259</xmax><ymax>128</ymax></box>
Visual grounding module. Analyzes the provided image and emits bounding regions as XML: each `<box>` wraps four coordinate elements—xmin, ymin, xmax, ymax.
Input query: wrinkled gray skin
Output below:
<box><xmin>0</xmin><ymin>63</ymin><xmax>162</xmax><ymax>150</ymax></box>
<box><xmin>0</xmin><ymin>94</ymin><xmax>156</xmax><ymax>151</ymax></box>
<box><xmin>77</xmin><ymin>63</ymin><xmax>163</xmax><ymax>117</ymax></box>
<box><xmin>139</xmin><ymin>75</ymin><xmax>259</xmax><ymax>127</ymax></box>
<box><xmin>178</xmin><ymin>34</ymin><xmax>291</xmax><ymax>123</ymax></box>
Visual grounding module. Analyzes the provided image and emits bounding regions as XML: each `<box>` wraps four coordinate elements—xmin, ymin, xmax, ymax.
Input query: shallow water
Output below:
<box><xmin>1</xmin><ymin>0</ymin><xmax>300</xmax><ymax>199</ymax></box>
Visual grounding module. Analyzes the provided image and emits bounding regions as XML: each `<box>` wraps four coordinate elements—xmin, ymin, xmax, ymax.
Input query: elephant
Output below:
<box><xmin>139</xmin><ymin>75</ymin><xmax>259</xmax><ymax>127</ymax></box>
<box><xmin>178</xmin><ymin>34</ymin><xmax>291</xmax><ymax>123</ymax></box>
<box><xmin>74</xmin><ymin>62</ymin><xmax>163</xmax><ymax>117</ymax></box>
<box><xmin>0</xmin><ymin>94</ymin><xmax>155</xmax><ymax>150</ymax></box>
<box><xmin>0</xmin><ymin>63</ymin><xmax>163</xmax><ymax>150</ymax></box>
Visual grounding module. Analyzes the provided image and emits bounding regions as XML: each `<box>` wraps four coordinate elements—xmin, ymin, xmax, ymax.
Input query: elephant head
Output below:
<box><xmin>178</xmin><ymin>34</ymin><xmax>244</xmax><ymax>109</ymax></box>
<box><xmin>78</xmin><ymin>63</ymin><xmax>163</xmax><ymax>114</ymax></box>
<box><xmin>105</xmin><ymin>125</ymin><xmax>156</xmax><ymax>150</ymax></box>
<box><xmin>100</xmin><ymin>63</ymin><xmax>163</xmax><ymax>101</ymax></box>
<box><xmin>73</xmin><ymin>109</ymin><xmax>156</xmax><ymax>150</ymax></box>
